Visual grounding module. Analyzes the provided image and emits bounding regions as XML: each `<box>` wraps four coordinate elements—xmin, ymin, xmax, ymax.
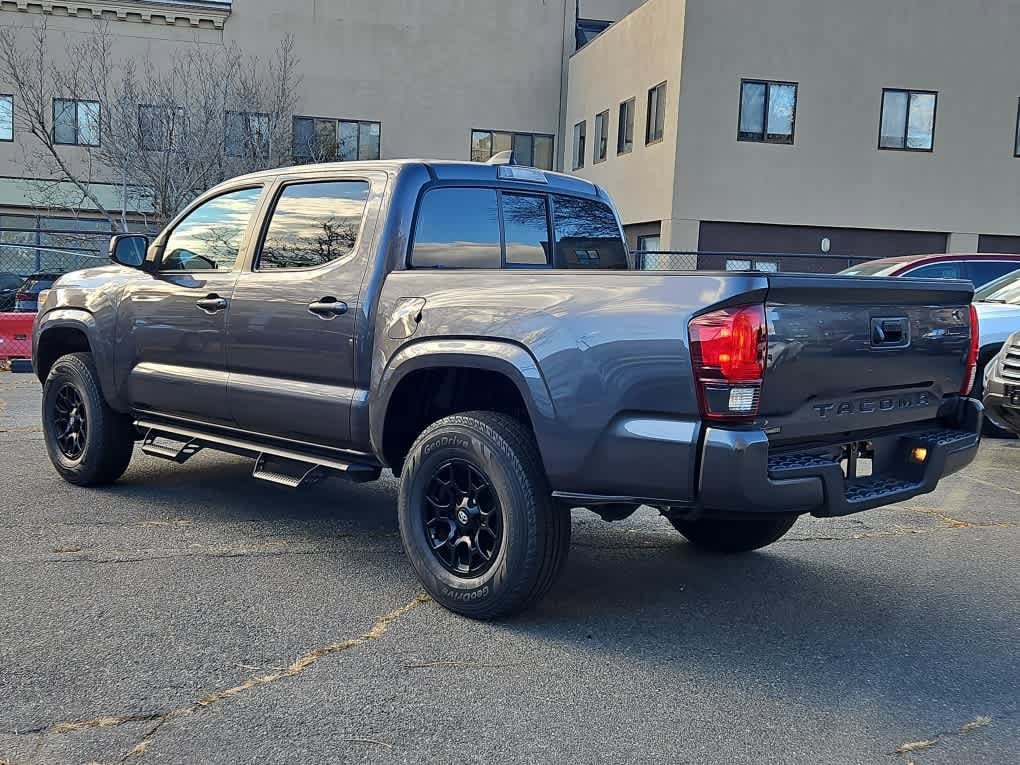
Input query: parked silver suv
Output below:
<box><xmin>983</xmin><ymin>330</ymin><xmax>1020</xmax><ymax>436</ymax></box>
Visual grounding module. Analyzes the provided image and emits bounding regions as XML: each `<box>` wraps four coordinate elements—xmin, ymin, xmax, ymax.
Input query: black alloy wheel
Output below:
<box><xmin>423</xmin><ymin>459</ymin><xmax>504</xmax><ymax>577</ymax></box>
<box><xmin>42</xmin><ymin>352</ymin><xmax>135</xmax><ymax>486</ymax></box>
<box><xmin>51</xmin><ymin>383</ymin><xmax>88</xmax><ymax>459</ymax></box>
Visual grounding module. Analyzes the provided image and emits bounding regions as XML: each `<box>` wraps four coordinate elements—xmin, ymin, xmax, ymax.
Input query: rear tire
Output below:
<box><xmin>42</xmin><ymin>352</ymin><xmax>135</xmax><ymax>486</ymax></box>
<box><xmin>668</xmin><ymin>514</ymin><xmax>798</xmax><ymax>553</ymax></box>
<box><xmin>397</xmin><ymin>411</ymin><xmax>570</xmax><ymax>619</ymax></box>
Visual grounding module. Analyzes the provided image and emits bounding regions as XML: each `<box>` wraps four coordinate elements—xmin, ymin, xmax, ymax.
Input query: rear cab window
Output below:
<box><xmin>551</xmin><ymin>195</ymin><xmax>629</xmax><ymax>270</ymax></box>
<box><xmin>410</xmin><ymin>185</ymin><xmax>627</xmax><ymax>270</ymax></box>
<box><xmin>411</xmin><ymin>188</ymin><xmax>501</xmax><ymax>268</ymax></box>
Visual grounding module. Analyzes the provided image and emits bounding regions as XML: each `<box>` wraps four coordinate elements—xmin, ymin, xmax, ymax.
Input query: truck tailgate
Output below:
<box><xmin>761</xmin><ymin>275</ymin><xmax>974</xmax><ymax>443</ymax></box>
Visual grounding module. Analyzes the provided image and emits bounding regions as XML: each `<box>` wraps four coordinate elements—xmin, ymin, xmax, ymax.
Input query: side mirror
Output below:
<box><xmin>110</xmin><ymin>234</ymin><xmax>149</xmax><ymax>268</ymax></box>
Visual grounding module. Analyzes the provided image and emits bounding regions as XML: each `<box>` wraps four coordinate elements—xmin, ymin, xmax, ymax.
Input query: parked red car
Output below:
<box><xmin>840</xmin><ymin>253</ymin><xmax>1020</xmax><ymax>287</ymax></box>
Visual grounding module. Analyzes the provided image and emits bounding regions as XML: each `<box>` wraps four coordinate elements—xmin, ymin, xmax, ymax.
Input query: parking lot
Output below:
<box><xmin>1</xmin><ymin>373</ymin><xmax>1017</xmax><ymax>764</ymax></box>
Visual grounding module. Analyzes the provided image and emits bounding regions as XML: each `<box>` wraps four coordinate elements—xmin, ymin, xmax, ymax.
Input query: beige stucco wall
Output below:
<box><xmin>223</xmin><ymin>1</ymin><xmax>570</xmax><ymax>163</ymax></box>
<box><xmin>565</xmin><ymin>0</ymin><xmax>685</xmax><ymax>242</ymax></box>
<box><xmin>0</xmin><ymin>0</ymin><xmax>574</xmax><ymax>189</ymax></box>
<box><xmin>673</xmin><ymin>0</ymin><xmax>1020</xmax><ymax>240</ymax></box>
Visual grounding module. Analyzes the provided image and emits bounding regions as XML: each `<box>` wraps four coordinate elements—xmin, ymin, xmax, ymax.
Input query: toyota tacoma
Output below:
<box><xmin>33</xmin><ymin>160</ymin><xmax>983</xmax><ymax>618</ymax></box>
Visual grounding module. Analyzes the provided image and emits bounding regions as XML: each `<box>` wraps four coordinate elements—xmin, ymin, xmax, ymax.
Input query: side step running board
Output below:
<box><xmin>134</xmin><ymin>419</ymin><xmax>381</xmax><ymax>485</ymax></box>
<box><xmin>141</xmin><ymin>430</ymin><xmax>203</xmax><ymax>464</ymax></box>
<box><xmin>252</xmin><ymin>454</ymin><xmax>325</xmax><ymax>489</ymax></box>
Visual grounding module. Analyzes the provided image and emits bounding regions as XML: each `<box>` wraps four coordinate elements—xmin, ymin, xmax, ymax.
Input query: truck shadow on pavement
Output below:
<box><xmin>98</xmin><ymin>453</ymin><xmax>1018</xmax><ymax>745</ymax></box>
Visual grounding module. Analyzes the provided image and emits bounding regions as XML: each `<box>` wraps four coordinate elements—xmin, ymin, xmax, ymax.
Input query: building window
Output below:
<box><xmin>292</xmin><ymin>116</ymin><xmax>380</xmax><ymax>162</ymax></box>
<box><xmin>470</xmin><ymin>130</ymin><xmax>553</xmax><ymax>169</ymax></box>
<box><xmin>225</xmin><ymin>111</ymin><xmax>270</xmax><ymax>160</ymax></box>
<box><xmin>617</xmin><ymin>98</ymin><xmax>634</xmax><ymax>155</ymax></box>
<box><xmin>138</xmin><ymin>105</ymin><xmax>184</xmax><ymax>152</ymax></box>
<box><xmin>0</xmin><ymin>95</ymin><xmax>12</xmax><ymax>141</ymax></box>
<box><xmin>646</xmin><ymin>81</ymin><xmax>666</xmax><ymax>144</ymax></box>
<box><xmin>572</xmin><ymin>120</ymin><xmax>586</xmax><ymax>170</ymax></box>
<box><xmin>1014</xmin><ymin>99</ymin><xmax>1020</xmax><ymax>157</ymax></box>
<box><xmin>636</xmin><ymin>234</ymin><xmax>660</xmax><ymax>251</ymax></box>
<box><xmin>593</xmin><ymin>110</ymin><xmax>609</xmax><ymax>163</ymax></box>
<box><xmin>738</xmin><ymin>80</ymin><xmax>797</xmax><ymax>144</ymax></box>
<box><xmin>879</xmin><ymin>89</ymin><xmax>936</xmax><ymax>151</ymax></box>
<box><xmin>53</xmin><ymin>98</ymin><xmax>100</xmax><ymax>146</ymax></box>
<box><xmin>575</xmin><ymin>18</ymin><xmax>611</xmax><ymax>50</ymax></box>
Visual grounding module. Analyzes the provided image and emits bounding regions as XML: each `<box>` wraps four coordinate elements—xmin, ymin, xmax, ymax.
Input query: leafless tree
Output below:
<box><xmin>0</xmin><ymin>20</ymin><xmax>301</xmax><ymax>232</ymax></box>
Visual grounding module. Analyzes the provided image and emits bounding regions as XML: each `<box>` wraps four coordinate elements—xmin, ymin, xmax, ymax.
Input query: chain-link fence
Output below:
<box><xmin>0</xmin><ymin>221</ymin><xmax>115</xmax><ymax>275</ymax></box>
<box><xmin>635</xmin><ymin>250</ymin><xmax>876</xmax><ymax>273</ymax></box>
<box><xmin>0</xmin><ymin>243</ymin><xmax>111</xmax><ymax>276</ymax></box>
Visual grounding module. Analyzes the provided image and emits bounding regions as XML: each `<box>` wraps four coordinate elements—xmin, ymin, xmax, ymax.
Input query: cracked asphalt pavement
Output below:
<box><xmin>1</xmin><ymin>373</ymin><xmax>1018</xmax><ymax>764</ymax></box>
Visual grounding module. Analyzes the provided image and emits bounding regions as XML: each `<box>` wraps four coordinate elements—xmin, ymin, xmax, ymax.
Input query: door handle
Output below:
<box><xmin>196</xmin><ymin>295</ymin><xmax>227</xmax><ymax>313</ymax></box>
<box><xmin>308</xmin><ymin>298</ymin><xmax>348</xmax><ymax>318</ymax></box>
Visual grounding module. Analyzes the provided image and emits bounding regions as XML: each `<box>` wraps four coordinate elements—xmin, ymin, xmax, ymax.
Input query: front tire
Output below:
<box><xmin>668</xmin><ymin>514</ymin><xmax>798</xmax><ymax>553</ymax></box>
<box><xmin>397</xmin><ymin>412</ymin><xmax>570</xmax><ymax>619</ymax></box>
<box><xmin>42</xmin><ymin>352</ymin><xmax>135</xmax><ymax>486</ymax></box>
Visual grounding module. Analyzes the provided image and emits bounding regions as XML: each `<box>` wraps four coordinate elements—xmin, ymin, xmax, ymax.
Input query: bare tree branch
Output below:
<box><xmin>0</xmin><ymin>21</ymin><xmax>302</xmax><ymax>230</ymax></box>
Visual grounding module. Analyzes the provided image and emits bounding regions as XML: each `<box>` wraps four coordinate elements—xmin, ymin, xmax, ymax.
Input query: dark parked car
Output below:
<box><xmin>0</xmin><ymin>271</ymin><xmax>22</xmax><ymax>311</ymax></box>
<box><xmin>982</xmin><ymin>330</ymin><xmax>1020</xmax><ymax>437</ymax></box>
<box><xmin>840</xmin><ymin>253</ymin><xmax>1020</xmax><ymax>287</ymax></box>
<box><xmin>15</xmin><ymin>272</ymin><xmax>61</xmax><ymax>312</ymax></box>
<box><xmin>32</xmin><ymin>160</ymin><xmax>982</xmax><ymax>618</ymax></box>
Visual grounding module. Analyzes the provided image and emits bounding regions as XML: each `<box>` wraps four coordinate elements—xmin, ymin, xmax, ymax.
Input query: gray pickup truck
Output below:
<box><xmin>33</xmin><ymin>160</ymin><xmax>983</xmax><ymax>618</ymax></box>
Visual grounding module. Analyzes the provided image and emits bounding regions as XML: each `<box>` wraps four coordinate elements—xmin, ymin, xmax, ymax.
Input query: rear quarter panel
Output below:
<box><xmin>372</xmin><ymin>270</ymin><xmax>769</xmax><ymax>496</ymax></box>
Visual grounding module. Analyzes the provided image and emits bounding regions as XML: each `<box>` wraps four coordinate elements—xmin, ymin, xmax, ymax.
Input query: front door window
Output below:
<box><xmin>161</xmin><ymin>187</ymin><xmax>263</xmax><ymax>271</ymax></box>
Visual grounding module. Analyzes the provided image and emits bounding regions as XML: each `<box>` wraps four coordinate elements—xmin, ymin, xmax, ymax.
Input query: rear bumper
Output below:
<box><xmin>982</xmin><ymin>374</ymin><xmax>1020</xmax><ymax>435</ymax></box>
<box><xmin>698</xmin><ymin>397</ymin><xmax>983</xmax><ymax>517</ymax></box>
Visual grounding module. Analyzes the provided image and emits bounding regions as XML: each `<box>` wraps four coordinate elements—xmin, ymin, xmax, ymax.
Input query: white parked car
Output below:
<box><xmin>972</xmin><ymin>269</ymin><xmax>1020</xmax><ymax>435</ymax></box>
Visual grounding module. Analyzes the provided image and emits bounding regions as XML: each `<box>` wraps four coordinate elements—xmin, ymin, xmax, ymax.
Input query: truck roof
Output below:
<box><xmin>224</xmin><ymin>159</ymin><xmax>602</xmax><ymax>199</ymax></box>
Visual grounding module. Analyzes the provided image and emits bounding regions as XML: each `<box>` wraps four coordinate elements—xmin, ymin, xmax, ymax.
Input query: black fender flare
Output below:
<box><xmin>34</xmin><ymin>309</ymin><xmax>121</xmax><ymax>410</ymax></box>
<box><xmin>370</xmin><ymin>337</ymin><xmax>556</xmax><ymax>465</ymax></box>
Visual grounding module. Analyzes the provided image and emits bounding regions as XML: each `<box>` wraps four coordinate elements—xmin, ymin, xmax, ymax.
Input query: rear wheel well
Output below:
<box><xmin>382</xmin><ymin>367</ymin><xmax>534</xmax><ymax>474</ymax></box>
<box><xmin>36</xmin><ymin>327</ymin><xmax>91</xmax><ymax>383</ymax></box>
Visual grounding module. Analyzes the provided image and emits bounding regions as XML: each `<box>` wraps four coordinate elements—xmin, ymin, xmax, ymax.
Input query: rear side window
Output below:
<box><xmin>551</xmin><ymin>195</ymin><xmax>628</xmax><ymax>269</ymax></box>
<box><xmin>967</xmin><ymin>261</ymin><xmax>1020</xmax><ymax>287</ymax></box>
<box><xmin>903</xmin><ymin>262</ymin><xmax>965</xmax><ymax>279</ymax></box>
<box><xmin>411</xmin><ymin>187</ymin><xmax>500</xmax><ymax>269</ymax></box>
<box><xmin>257</xmin><ymin>180</ymin><xmax>369</xmax><ymax>270</ymax></box>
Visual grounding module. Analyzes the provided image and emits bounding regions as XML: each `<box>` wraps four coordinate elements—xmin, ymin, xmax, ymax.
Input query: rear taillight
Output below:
<box><xmin>14</xmin><ymin>292</ymin><xmax>28</xmax><ymax>301</ymax></box>
<box><xmin>688</xmin><ymin>304</ymin><xmax>767</xmax><ymax>421</ymax></box>
<box><xmin>961</xmin><ymin>303</ymin><xmax>979</xmax><ymax>395</ymax></box>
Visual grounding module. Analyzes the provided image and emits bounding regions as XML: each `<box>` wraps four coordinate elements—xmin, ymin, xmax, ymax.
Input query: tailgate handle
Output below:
<box><xmin>871</xmin><ymin>317</ymin><xmax>909</xmax><ymax>347</ymax></box>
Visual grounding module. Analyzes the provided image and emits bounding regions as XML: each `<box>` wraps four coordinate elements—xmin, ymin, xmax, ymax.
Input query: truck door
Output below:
<box><xmin>224</xmin><ymin>176</ymin><xmax>376</xmax><ymax>449</ymax></box>
<box><xmin>116</xmin><ymin>186</ymin><xmax>264</xmax><ymax>425</ymax></box>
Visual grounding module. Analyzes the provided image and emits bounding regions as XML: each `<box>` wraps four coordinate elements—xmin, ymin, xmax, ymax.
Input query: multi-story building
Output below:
<box><xmin>567</xmin><ymin>0</ymin><xmax>1020</xmax><ymax>263</ymax></box>
<box><xmin>1</xmin><ymin>0</ymin><xmax>1018</xmax><ymax>274</ymax></box>
<box><xmin>0</xmin><ymin>0</ymin><xmax>641</xmax><ymax>272</ymax></box>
